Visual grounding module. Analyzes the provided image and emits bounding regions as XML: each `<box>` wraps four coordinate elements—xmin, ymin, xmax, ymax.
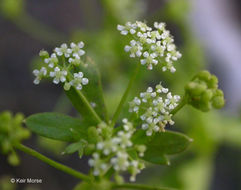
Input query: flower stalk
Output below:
<box><xmin>170</xmin><ymin>94</ymin><xmax>188</xmax><ymax>115</ymax></box>
<box><xmin>74</xmin><ymin>88</ymin><xmax>103</xmax><ymax>123</ymax></box>
<box><xmin>111</xmin><ymin>63</ymin><xmax>141</xmax><ymax>127</ymax></box>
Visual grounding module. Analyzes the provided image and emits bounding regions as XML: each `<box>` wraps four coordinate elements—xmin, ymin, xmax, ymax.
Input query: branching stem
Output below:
<box><xmin>15</xmin><ymin>144</ymin><xmax>91</xmax><ymax>182</ymax></box>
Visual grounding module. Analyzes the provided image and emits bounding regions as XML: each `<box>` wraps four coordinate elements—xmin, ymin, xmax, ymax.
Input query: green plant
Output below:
<box><xmin>0</xmin><ymin>21</ymin><xmax>225</xmax><ymax>190</ymax></box>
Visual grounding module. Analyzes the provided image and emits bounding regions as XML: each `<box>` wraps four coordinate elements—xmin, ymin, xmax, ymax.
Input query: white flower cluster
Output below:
<box><xmin>129</xmin><ymin>83</ymin><xmax>180</xmax><ymax>136</ymax></box>
<box><xmin>88</xmin><ymin>119</ymin><xmax>146</xmax><ymax>182</ymax></box>
<box><xmin>117</xmin><ymin>21</ymin><xmax>181</xmax><ymax>71</ymax></box>
<box><xmin>33</xmin><ymin>42</ymin><xmax>88</xmax><ymax>91</ymax></box>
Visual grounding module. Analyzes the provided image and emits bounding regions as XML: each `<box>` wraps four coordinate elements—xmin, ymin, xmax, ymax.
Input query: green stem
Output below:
<box><xmin>75</xmin><ymin>89</ymin><xmax>103</xmax><ymax>123</ymax></box>
<box><xmin>170</xmin><ymin>95</ymin><xmax>188</xmax><ymax>115</ymax></box>
<box><xmin>112</xmin><ymin>183</ymin><xmax>177</xmax><ymax>190</ymax></box>
<box><xmin>14</xmin><ymin>13</ymin><xmax>67</xmax><ymax>45</ymax></box>
<box><xmin>15</xmin><ymin>144</ymin><xmax>91</xmax><ymax>181</ymax></box>
<box><xmin>111</xmin><ymin>64</ymin><xmax>141</xmax><ymax>127</ymax></box>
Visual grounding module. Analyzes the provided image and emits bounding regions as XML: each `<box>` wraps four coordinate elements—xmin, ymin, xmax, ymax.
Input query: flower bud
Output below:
<box><xmin>185</xmin><ymin>71</ymin><xmax>225</xmax><ymax>112</ymax></box>
<box><xmin>212</xmin><ymin>90</ymin><xmax>225</xmax><ymax>109</ymax></box>
<box><xmin>39</xmin><ymin>50</ymin><xmax>49</xmax><ymax>59</ymax></box>
<box><xmin>88</xmin><ymin>127</ymin><xmax>101</xmax><ymax>144</ymax></box>
<box><xmin>8</xmin><ymin>152</ymin><xmax>20</xmax><ymax>166</ymax></box>
<box><xmin>0</xmin><ymin>111</ymin><xmax>30</xmax><ymax>166</ymax></box>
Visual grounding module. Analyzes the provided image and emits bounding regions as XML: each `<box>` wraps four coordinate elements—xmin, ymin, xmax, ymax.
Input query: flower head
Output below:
<box><xmin>129</xmin><ymin>82</ymin><xmax>180</xmax><ymax>136</ymax></box>
<box><xmin>118</xmin><ymin>21</ymin><xmax>182</xmax><ymax>71</ymax></box>
<box><xmin>33</xmin><ymin>41</ymin><xmax>89</xmax><ymax>92</ymax></box>
<box><xmin>88</xmin><ymin>120</ymin><xmax>146</xmax><ymax>182</ymax></box>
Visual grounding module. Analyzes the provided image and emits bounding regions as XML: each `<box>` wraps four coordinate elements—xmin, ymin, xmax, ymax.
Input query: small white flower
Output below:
<box><xmin>117</xmin><ymin>22</ymin><xmax>137</xmax><ymax>35</ymax></box>
<box><xmin>33</xmin><ymin>67</ymin><xmax>47</xmax><ymax>84</ymax></box>
<box><xmin>68</xmin><ymin>57</ymin><xmax>81</xmax><ymax>66</ymax></box>
<box><xmin>49</xmin><ymin>67</ymin><xmax>67</xmax><ymax>84</ymax></box>
<box><xmin>117</xmin><ymin>131</ymin><xmax>133</xmax><ymax>148</ymax></box>
<box><xmin>124</xmin><ymin>40</ymin><xmax>143</xmax><ymax>58</ymax></box>
<box><xmin>70</xmin><ymin>42</ymin><xmax>85</xmax><ymax>58</ymax></box>
<box><xmin>44</xmin><ymin>53</ymin><xmax>58</xmax><ymax>68</ymax></box>
<box><xmin>91</xmin><ymin>102</ymin><xmax>96</xmax><ymax>108</ymax></box>
<box><xmin>154</xmin><ymin>22</ymin><xmax>165</xmax><ymax>31</ymax></box>
<box><xmin>136</xmin><ymin>21</ymin><xmax>152</xmax><ymax>32</ymax></box>
<box><xmin>55</xmin><ymin>43</ymin><xmax>72</xmax><ymax>58</ymax></box>
<box><xmin>140</xmin><ymin>52</ymin><xmax>158</xmax><ymax>70</ymax></box>
<box><xmin>69</xmin><ymin>72</ymin><xmax>88</xmax><ymax>90</ymax></box>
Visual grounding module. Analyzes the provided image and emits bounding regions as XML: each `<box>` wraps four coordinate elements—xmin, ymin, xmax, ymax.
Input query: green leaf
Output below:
<box><xmin>25</xmin><ymin>112</ymin><xmax>88</xmax><ymax>142</ymax></box>
<box><xmin>132</xmin><ymin>130</ymin><xmax>192</xmax><ymax>165</ymax></box>
<box><xmin>63</xmin><ymin>140</ymin><xmax>87</xmax><ymax>155</ymax></box>
<box><xmin>65</xmin><ymin>58</ymin><xmax>108</xmax><ymax>125</ymax></box>
<box><xmin>142</xmin><ymin>152</ymin><xmax>169</xmax><ymax>165</ymax></box>
<box><xmin>78</xmin><ymin>147</ymin><xmax>84</xmax><ymax>158</ymax></box>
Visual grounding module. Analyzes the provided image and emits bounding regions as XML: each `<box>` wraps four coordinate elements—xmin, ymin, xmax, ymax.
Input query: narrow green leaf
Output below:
<box><xmin>132</xmin><ymin>130</ymin><xmax>192</xmax><ymax>165</ymax></box>
<box><xmin>63</xmin><ymin>140</ymin><xmax>87</xmax><ymax>155</ymax></box>
<box><xmin>78</xmin><ymin>147</ymin><xmax>84</xmax><ymax>158</ymax></box>
<box><xmin>26</xmin><ymin>112</ymin><xmax>88</xmax><ymax>142</ymax></box>
<box><xmin>65</xmin><ymin>58</ymin><xmax>108</xmax><ymax>125</ymax></box>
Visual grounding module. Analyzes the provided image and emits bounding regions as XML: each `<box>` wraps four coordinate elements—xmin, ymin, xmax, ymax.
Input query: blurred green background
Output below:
<box><xmin>0</xmin><ymin>0</ymin><xmax>241</xmax><ymax>190</ymax></box>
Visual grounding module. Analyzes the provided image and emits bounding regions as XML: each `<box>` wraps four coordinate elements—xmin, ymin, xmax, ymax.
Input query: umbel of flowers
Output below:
<box><xmin>88</xmin><ymin>119</ymin><xmax>146</xmax><ymax>182</ymax></box>
<box><xmin>117</xmin><ymin>21</ymin><xmax>182</xmax><ymax>71</ymax></box>
<box><xmin>33</xmin><ymin>42</ymin><xmax>89</xmax><ymax>91</ymax></box>
<box><xmin>129</xmin><ymin>82</ymin><xmax>180</xmax><ymax>136</ymax></box>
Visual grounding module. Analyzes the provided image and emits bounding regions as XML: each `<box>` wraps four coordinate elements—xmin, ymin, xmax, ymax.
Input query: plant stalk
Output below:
<box><xmin>110</xmin><ymin>64</ymin><xmax>141</xmax><ymax>127</ymax></box>
<box><xmin>112</xmin><ymin>183</ymin><xmax>177</xmax><ymax>190</ymax></box>
<box><xmin>75</xmin><ymin>89</ymin><xmax>103</xmax><ymax>123</ymax></box>
<box><xmin>15</xmin><ymin>144</ymin><xmax>91</xmax><ymax>181</ymax></box>
<box><xmin>170</xmin><ymin>94</ymin><xmax>188</xmax><ymax>115</ymax></box>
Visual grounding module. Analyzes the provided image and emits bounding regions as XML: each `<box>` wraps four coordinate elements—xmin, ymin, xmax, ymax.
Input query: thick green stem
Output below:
<box><xmin>112</xmin><ymin>183</ymin><xmax>177</xmax><ymax>190</ymax></box>
<box><xmin>170</xmin><ymin>94</ymin><xmax>188</xmax><ymax>115</ymax></box>
<box><xmin>111</xmin><ymin>64</ymin><xmax>141</xmax><ymax>127</ymax></box>
<box><xmin>75</xmin><ymin>89</ymin><xmax>102</xmax><ymax>124</ymax></box>
<box><xmin>15</xmin><ymin>144</ymin><xmax>91</xmax><ymax>181</ymax></box>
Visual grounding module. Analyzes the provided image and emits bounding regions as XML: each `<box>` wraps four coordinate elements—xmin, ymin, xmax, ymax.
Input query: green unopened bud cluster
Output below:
<box><xmin>0</xmin><ymin>111</ymin><xmax>30</xmax><ymax>166</ymax></box>
<box><xmin>185</xmin><ymin>70</ymin><xmax>225</xmax><ymax>112</ymax></box>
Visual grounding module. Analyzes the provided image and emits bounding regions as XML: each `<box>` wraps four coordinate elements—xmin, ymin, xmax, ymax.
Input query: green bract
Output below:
<box><xmin>0</xmin><ymin>111</ymin><xmax>30</xmax><ymax>166</ymax></box>
<box><xmin>185</xmin><ymin>70</ymin><xmax>225</xmax><ymax>112</ymax></box>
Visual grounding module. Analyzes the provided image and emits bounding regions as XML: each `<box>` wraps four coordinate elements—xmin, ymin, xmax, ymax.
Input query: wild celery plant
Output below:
<box><xmin>0</xmin><ymin>21</ymin><xmax>224</xmax><ymax>190</ymax></box>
